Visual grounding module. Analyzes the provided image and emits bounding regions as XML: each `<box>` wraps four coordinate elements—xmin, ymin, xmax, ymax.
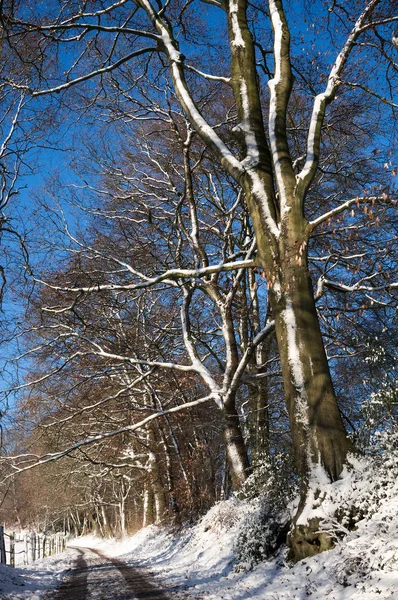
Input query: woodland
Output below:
<box><xmin>0</xmin><ymin>0</ymin><xmax>396</xmax><ymax>567</ymax></box>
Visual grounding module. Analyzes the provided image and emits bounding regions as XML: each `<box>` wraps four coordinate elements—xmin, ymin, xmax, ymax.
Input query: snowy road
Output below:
<box><xmin>48</xmin><ymin>547</ymin><xmax>178</xmax><ymax>600</ymax></box>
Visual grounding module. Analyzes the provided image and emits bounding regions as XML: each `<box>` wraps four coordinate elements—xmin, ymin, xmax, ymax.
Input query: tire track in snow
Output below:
<box><xmin>88</xmin><ymin>547</ymin><xmax>171</xmax><ymax>599</ymax></box>
<box><xmin>52</xmin><ymin>548</ymin><xmax>88</xmax><ymax>600</ymax></box>
<box><xmin>50</xmin><ymin>546</ymin><xmax>179</xmax><ymax>599</ymax></box>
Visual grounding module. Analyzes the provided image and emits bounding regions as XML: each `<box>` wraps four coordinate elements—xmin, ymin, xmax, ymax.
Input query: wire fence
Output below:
<box><xmin>0</xmin><ymin>525</ymin><xmax>68</xmax><ymax>567</ymax></box>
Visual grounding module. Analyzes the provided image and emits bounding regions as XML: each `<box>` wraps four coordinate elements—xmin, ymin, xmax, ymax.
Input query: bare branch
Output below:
<box><xmin>296</xmin><ymin>0</ymin><xmax>382</xmax><ymax>198</ymax></box>
<box><xmin>309</xmin><ymin>194</ymin><xmax>397</xmax><ymax>231</ymax></box>
<box><xmin>37</xmin><ymin>259</ymin><xmax>256</xmax><ymax>295</ymax></box>
<box><xmin>2</xmin><ymin>393</ymin><xmax>220</xmax><ymax>480</ymax></box>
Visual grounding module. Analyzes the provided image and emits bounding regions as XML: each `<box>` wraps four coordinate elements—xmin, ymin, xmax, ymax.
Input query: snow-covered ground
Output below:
<box><xmin>1</xmin><ymin>446</ymin><xmax>398</xmax><ymax>599</ymax></box>
<box><xmin>0</xmin><ymin>550</ymin><xmax>77</xmax><ymax>599</ymax></box>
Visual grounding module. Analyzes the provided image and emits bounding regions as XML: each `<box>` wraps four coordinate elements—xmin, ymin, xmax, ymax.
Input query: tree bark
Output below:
<box><xmin>101</xmin><ymin>506</ymin><xmax>111</xmax><ymax>537</ymax></box>
<box><xmin>153</xmin><ymin>476</ymin><xmax>166</xmax><ymax>524</ymax></box>
<box><xmin>246</xmin><ymin>180</ymin><xmax>354</xmax><ymax>556</ymax></box>
<box><xmin>142</xmin><ymin>484</ymin><xmax>154</xmax><ymax>528</ymax></box>
<box><xmin>248</xmin><ymin>378</ymin><xmax>270</xmax><ymax>458</ymax></box>
<box><xmin>222</xmin><ymin>396</ymin><xmax>252</xmax><ymax>490</ymax></box>
<box><xmin>268</xmin><ymin>244</ymin><xmax>353</xmax><ymax>484</ymax></box>
<box><xmin>119</xmin><ymin>499</ymin><xmax>127</xmax><ymax>536</ymax></box>
<box><xmin>146</xmin><ymin>427</ymin><xmax>167</xmax><ymax>524</ymax></box>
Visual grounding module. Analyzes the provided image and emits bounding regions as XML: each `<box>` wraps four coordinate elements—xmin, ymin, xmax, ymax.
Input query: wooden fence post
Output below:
<box><xmin>30</xmin><ymin>533</ymin><xmax>36</xmax><ymax>563</ymax></box>
<box><xmin>10</xmin><ymin>533</ymin><xmax>15</xmax><ymax>568</ymax></box>
<box><xmin>25</xmin><ymin>534</ymin><xmax>29</xmax><ymax>565</ymax></box>
<box><xmin>0</xmin><ymin>526</ymin><xmax>6</xmax><ymax>564</ymax></box>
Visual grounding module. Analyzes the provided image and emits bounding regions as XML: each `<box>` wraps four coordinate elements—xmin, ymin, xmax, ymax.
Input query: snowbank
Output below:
<box><xmin>0</xmin><ymin>550</ymin><xmax>78</xmax><ymax>599</ymax></box>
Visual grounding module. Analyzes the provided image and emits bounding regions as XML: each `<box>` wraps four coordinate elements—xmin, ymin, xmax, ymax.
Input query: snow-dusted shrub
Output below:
<box><xmin>297</xmin><ymin>429</ymin><xmax>398</xmax><ymax>586</ymax></box>
<box><xmin>198</xmin><ymin>498</ymin><xmax>245</xmax><ymax>535</ymax></box>
<box><xmin>234</xmin><ymin>453</ymin><xmax>298</xmax><ymax>569</ymax></box>
<box><xmin>234</xmin><ymin>500</ymin><xmax>287</xmax><ymax>570</ymax></box>
<box><xmin>356</xmin><ymin>337</ymin><xmax>398</xmax><ymax>449</ymax></box>
<box><xmin>356</xmin><ymin>383</ymin><xmax>398</xmax><ymax>450</ymax></box>
<box><xmin>300</xmin><ymin>436</ymin><xmax>398</xmax><ymax>532</ymax></box>
<box><xmin>239</xmin><ymin>452</ymin><xmax>297</xmax><ymax>506</ymax></box>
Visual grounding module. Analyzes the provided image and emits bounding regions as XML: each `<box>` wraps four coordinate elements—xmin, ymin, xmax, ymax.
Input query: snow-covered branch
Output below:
<box><xmin>225</xmin><ymin>319</ymin><xmax>275</xmax><ymax>402</ymax></box>
<box><xmin>37</xmin><ymin>259</ymin><xmax>256</xmax><ymax>296</ymax></box>
<box><xmin>180</xmin><ymin>287</ymin><xmax>222</xmax><ymax>406</ymax></box>
<box><xmin>316</xmin><ymin>274</ymin><xmax>398</xmax><ymax>299</ymax></box>
<box><xmin>29</xmin><ymin>47</ymin><xmax>158</xmax><ymax>97</ymax></box>
<box><xmin>309</xmin><ymin>194</ymin><xmax>397</xmax><ymax>231</ymax></box>
<box><xmin>2</xmin><ymin>393</ymin><xmax>219</xmax><ymax>480</ymax></box>
<box><xmin>137</xmin><ymin>0</ymin><xmax>243</xmax><ymax>179</ymax></box>
<box><xmin>268</xmin><ymin>0</ymin><xmax>295</xmax><ymax>216</ymax></box>
<box><xmin>184</xmin><ymin>64</ymin><xmax>231</xmax><ymax>85</ymax></box>
<box><xmin>296</xmin><ymin>0</ymin><xmax>382</xmax><ymax>198</ymax></box>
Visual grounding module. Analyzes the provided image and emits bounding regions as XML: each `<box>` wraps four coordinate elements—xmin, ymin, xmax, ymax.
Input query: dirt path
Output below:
<box><xmin>51</xmin><ymin>548</ymin><xmax>88</xmax><ymax>600</ymax></box>
<box><xmin>49</xmin><ymin>546</ymin><xmax>180</xmax><ymax>600</ymax></box>
<box><xmin>89</xmin><ymin>547</ymin><xmax>172</xmax><ymax>599</ymax></box>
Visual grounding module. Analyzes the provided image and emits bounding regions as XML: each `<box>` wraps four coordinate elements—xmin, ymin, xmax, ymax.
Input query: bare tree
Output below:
<box><xmin>1</xmin><ymin>0</ymin><xmax>397</xmax><ymax>557</ymax></box>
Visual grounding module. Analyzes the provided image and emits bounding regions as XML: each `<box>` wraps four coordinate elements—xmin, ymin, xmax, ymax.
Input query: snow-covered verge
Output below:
<box><xmin>1</xmin><ymin>434</ymin><xmax>398</xmax><ymax>599</ymax></box>
<box><xmin>0</xmin><ymin>550</ymin><xmax>78</xmax><ymax>599</ymax></box>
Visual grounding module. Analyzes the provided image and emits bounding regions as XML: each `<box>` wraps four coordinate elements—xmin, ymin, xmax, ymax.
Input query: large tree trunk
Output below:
<box><xmin>224</xmin><ymin>0</ymin><xmax>354</xmax><ymax>494</ymax></box>
<box><xmin>268</xmin><ymin>241</ymin><xmax>354</xmax><ymax>558</ymax></box>
<box><xmin>269</xmin><ymin>250</ymin><xmax>353</xmax><ymax>483</ymax></box>
<box><xmin>222</xmin><ymin>396</ymin><xmax>252</xmax><ymax>490</ymax></box>
<box><xmin>245</xmin><ymin>171</ymin><xmax>354</xmax><ymax>555</ymax></box>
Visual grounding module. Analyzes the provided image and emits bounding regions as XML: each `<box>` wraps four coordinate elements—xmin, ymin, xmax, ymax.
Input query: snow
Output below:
<box><xmin>72</xmin><ymin>471</ymin><xmax>398</xmax><ymax>600</ymax></box>
<box><xmin>296</xmin><ymin>93</ymin><xmax>323</xmax><ymax>185</ymax></box>
<box><xmin>239</xmin><ymin>78</ymin><xmax>260</xmax><ymax>169</ymax></box>
<box><xmin>247</xmin><ymin>168</ymin><xmax>280</xmax><ymax>239</ymax></box>
<box><xmin>267</xmin><ymin>0</ymin><xmax>291</xmax><ymax>215</ymax></box>
<box><xmin>282</xmin><ymin>298</ymin><xmax>308</xmax><ymax>426</ymax></box>
<box><xmin>2</xmin><ymin>442</ymin><xmax>398</xmax><ymax>599</ymax></box>
<box><xmin>0</xmin><ymin>550</ymin><xmax>78</xmax><ymax>599</ymax></box>
<box><xmin>229</xmin><ymin>0</ymin><xmax>245</xmax><ymax>48</ymax></box>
